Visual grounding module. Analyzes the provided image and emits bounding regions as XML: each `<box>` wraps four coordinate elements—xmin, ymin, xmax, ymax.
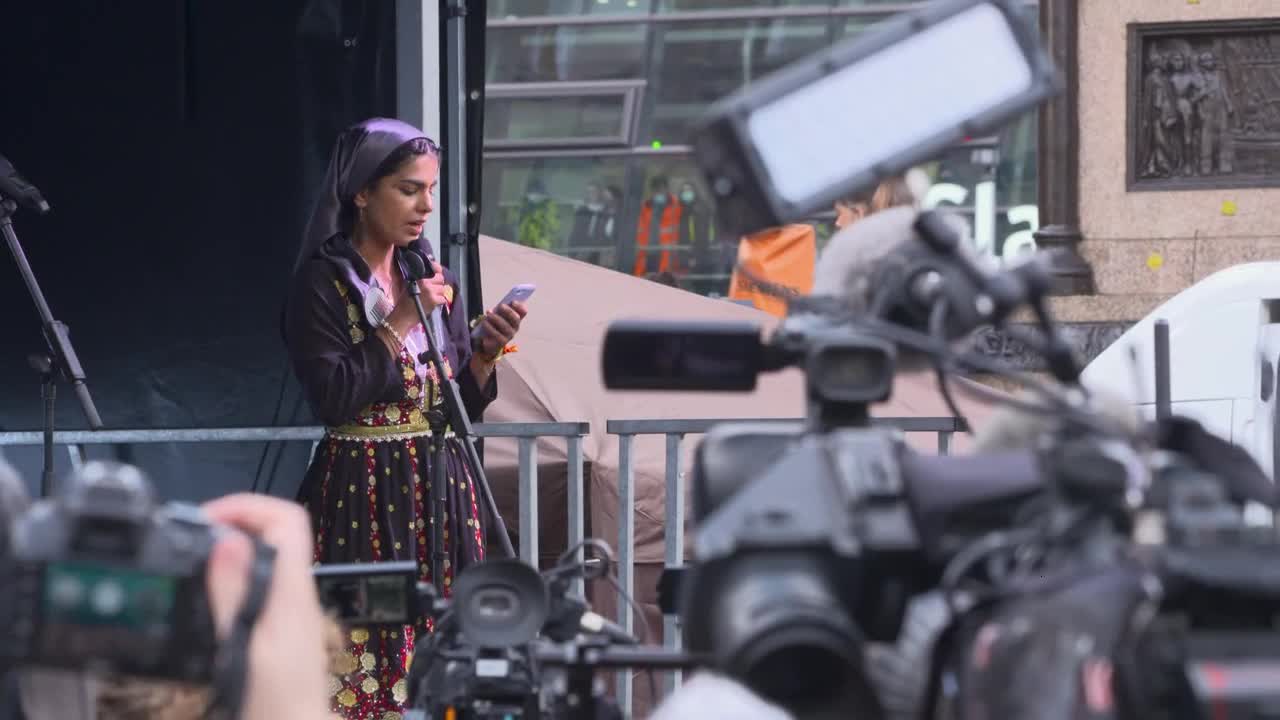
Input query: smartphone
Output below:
<box><xmin>495</xmin><ymin>283</ymin><xmax>536</xmax><ymax>307</ymax></box>
<box><xmin>473</xmin><ymin>283</ymin><xmax>536</xmax><ymax>341</ymax></box>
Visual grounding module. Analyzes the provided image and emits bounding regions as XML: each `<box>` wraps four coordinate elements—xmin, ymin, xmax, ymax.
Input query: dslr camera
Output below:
<box><xmin>0</xmin><ymin>461</ymin><xmax>220</xmax><ymax>681</ymax></box>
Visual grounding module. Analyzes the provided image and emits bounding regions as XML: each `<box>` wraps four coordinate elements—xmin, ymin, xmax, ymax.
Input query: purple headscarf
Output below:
<box><xmin>294</xmin><ymin>117</ymin><xmax>430</xmax><ymax>272</ymax></box>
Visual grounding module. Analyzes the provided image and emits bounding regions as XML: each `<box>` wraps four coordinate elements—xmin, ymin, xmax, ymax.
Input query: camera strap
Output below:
<box><xmin>204</xmin><ymin>539</ymin><xmax>277</xmax><ymax>720</ymax></box>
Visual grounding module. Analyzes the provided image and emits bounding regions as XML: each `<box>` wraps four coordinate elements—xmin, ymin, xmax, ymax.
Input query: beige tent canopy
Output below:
<box><xmin>476</xmin><ymin>234</ymin><xmax>995</xmax><ymax>567</ymax></box>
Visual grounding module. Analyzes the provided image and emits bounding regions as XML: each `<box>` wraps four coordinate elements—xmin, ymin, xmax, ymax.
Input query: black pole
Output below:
<box><xmin>440</xmin><ymin>0</ymin><xmax>471</xmax><ymax>323</ymax></box>
<box><xmin>0</xmin><ymin>196</ymin><xmax>103</xmax><ymax>497</ymax></box>
<box><xmin>30</xmin><ymin>355</ymin><xmax>56</xmax><ymax>497</ymax></box>
<box><xmin>395</xmin><ymin>252</ymin><xmax>516</xmax><ymax>590</ymax></box>
<box><xmin>1154</xmin><ymin>318</ymin><xmax>1171</xmax><ymax>421</ymax></box>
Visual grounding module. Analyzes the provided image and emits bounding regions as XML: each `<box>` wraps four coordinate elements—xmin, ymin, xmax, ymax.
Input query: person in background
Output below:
<box><xmin>514</xmin><ymin>177</ymin><xmax>561</xmax><ymax>250</ymax></box>
<box><xmin>832</xmin><ymin>169</ymin><xmax>928</xmax><ymax>230</ymax></box>
<box><xmin>676</xmin><ymin>181</ymin><xmax>714</xmax><ymax>278</ymax></box>
<box><xmin>567</xmin><ymin>181</ymin><xmax>609</xmax><ymax>264</ymax></box>
<box><xmin>599</xmin><ymin>184</ymin><xmax>622</xmax><ymax>269</ymax></box>
<box><xmin>633</xmin><ymin>175</ymin><xmax>682</xmax><ymax>277</ymax></box>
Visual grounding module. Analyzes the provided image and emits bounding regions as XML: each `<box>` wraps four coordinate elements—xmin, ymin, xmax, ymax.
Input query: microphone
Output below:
<box><xmin>0</xmin><ymin>154</ymin><xmax>51</xmax><ymax>215</ymax></box>
<box><xmin>396</xmin><ymin>245</ymin><xmax>437</xmax><ymax>281</ymax></box>
<box><xmin>542</xmin><ymin>588</ymin><xmax>640</xmax><ymax>645</ymax></box>
<box><xmin>579</xmin><ymin>609</ymin><xmax>640</xmax><ymax>645</ymax></box>
<box><xmin>811</xmin><ymin>206</ymin><xmax>991</xmax><ymax>369</ymax></box>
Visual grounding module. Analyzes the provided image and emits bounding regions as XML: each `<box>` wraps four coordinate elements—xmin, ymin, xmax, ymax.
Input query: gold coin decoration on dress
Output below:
<box><xmin>393</xmin><ymin>680</ymin><xmax>408</xmax><ymax>704</ymax></box>
<box><xmin>334</xmin><ymin>653</ymin><xmax>359</xmax><ymax>675</ymax></box>
<box><xmin>351</xmin><ymin>327</ymin><xmax>365</xmax><ymax>343</ymax></box>
<box><xmin>337</xmin><ymin>689</ymin><xmax>357</xmax><ymax>707</ymax></box>
<box><xmin>351</xmin><ymin>628</ymin><xmax>370</xmax><ymax>644</ymax></box>
<box><xmin>327</xmin><ymin>676</ymin><xmax>342</xmax><ymax>695</ymax></box>
<box><xmin>361</xmin><ymin>652</ymin><xmax>376</xmax><ymax>671</ymax></box>
<box><xmin>362</xmin><ymin>676</ymin><xmax>380</xmax><ymax>694</ymax></box>
<box><xmin>347</xmin><ymin>304</ymin><xmax>360</xmax><ymax>322</ymax></box>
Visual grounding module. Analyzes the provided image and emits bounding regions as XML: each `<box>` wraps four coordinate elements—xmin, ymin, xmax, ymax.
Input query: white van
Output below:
<box><xmin>1080</xmin><ymin>262</ymin><xmax>1280</xmax><ymax>479</ymax></box>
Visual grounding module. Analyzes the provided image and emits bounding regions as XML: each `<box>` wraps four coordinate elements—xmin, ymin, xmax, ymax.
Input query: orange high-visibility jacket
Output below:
<box><xmin>633</xmin><ymin>195</ymin><xmax>683</xmax><ymax>276</ymax></box>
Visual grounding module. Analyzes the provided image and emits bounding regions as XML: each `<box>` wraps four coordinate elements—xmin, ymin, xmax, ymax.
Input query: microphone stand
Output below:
<box><xmin>0</xmin><ymin>198</ymin><xmax>103</xmax><ymax>496</ymax></box>
<box><xmin>395</xmin><ymin>251</ymin><xmax>515</xmax><ymax>598</ymax></box>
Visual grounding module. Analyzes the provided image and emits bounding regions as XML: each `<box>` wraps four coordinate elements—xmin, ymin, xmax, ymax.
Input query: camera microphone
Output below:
<box><xmin>579</xmin><ymin>609</ymin><xmax>639</xmax><ymax>645</ymax></box>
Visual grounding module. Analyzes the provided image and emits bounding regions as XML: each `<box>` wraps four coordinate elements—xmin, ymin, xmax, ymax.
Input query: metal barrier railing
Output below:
<box><xmin>605</xmin><ymin>415</ymin><xmax>963</xmax><ymax>711</ymax></box>
<box><xmin>0</xmin><ymin>415</ymin><xmax>961</xmax><ymax>717</ymax></box>
<box><xmin>0</xmin><ymin>423</ymin><xmax>590</xmax><ymax>577</ymax></box>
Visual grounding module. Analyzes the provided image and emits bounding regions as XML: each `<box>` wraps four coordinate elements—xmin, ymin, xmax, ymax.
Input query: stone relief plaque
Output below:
<box><xmin>1128</xmin><ymin>19</ymin><xmax>1280</xmax><ymax>191</ymax></box>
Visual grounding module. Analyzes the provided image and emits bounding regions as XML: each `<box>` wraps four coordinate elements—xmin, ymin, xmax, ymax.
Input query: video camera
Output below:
<box><xmin>401</xmin><ymin>546</ymin><xmax>694</xmax><ymax>720</ymax></box>
<box><xmin>601</xmin><ymin>210</ymin><xmax>1065</xmax><ymax>717</ymax></box>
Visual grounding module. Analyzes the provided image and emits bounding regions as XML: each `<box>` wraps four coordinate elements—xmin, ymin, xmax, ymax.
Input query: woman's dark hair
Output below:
<box><xmin>339</xmin><ymin>136</ymin><xmax>441</xmax><ymax>234</ymax></box>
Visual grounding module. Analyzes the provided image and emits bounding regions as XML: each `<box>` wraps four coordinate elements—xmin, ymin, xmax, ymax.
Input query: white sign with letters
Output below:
<box><xmin>923</xmin><ymin>180</ymin><xmax>1039</xmax><ymax>261</ymax></box>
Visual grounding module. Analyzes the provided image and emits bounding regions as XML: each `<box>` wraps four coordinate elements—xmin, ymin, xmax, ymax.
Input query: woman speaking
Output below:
<box><xmin>285</xmin><ymin>118</ymin><xmax>527</xmax><ymax>718</ymax></box>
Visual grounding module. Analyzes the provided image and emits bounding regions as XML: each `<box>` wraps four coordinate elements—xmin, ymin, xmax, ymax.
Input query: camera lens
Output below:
<box><xmin>695</xmin><ymin>553</ymin><xmax>861</xmax><ymax>710</ymax></box>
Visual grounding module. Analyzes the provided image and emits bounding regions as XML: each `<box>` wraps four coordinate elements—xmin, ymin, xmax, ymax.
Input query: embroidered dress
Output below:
<box><xmin>285</xmin><ymin>234</ymin><xmax>495</xmax><ymax>719</ymax></box>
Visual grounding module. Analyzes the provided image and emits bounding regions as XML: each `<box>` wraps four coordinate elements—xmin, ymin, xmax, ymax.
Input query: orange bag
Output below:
<box><xmin>727</xmin><ymin>224</ymin><xmax>816</xmax><ymax>318</ymax></box>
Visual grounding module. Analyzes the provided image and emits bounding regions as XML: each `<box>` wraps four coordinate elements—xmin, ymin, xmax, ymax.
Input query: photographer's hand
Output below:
<box><xmin>203</xmin><ymin>494</ymin><xmax>331</xmax><ymax>720</ymax></box>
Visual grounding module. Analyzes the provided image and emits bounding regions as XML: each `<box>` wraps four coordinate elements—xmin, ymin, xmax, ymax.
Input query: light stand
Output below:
<box><xmin>0</xmin><ymin>194</ymin><xmax>103</xmax><ymax>497</ymax></box>
<box><xmin>395</xmin><ymin>249</ymin><xmax>514</xmax><ymax>596</ymax></box>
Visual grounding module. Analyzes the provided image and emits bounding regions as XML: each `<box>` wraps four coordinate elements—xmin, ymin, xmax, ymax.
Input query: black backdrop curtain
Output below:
<box><xmin>0</xmin><ymin>0</ymin><xmax>429</xmax><ymax>502</ymax></box>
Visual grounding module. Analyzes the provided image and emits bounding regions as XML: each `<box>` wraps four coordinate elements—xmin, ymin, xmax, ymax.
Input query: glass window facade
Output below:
<box><xmin>480</xmin><ymin>0</ymin><xmax>1043</xmax><ymax>297</ymax></box>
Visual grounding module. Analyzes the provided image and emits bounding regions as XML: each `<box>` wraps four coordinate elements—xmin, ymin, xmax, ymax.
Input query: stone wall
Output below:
<box><xmin>975</xmin><ymin>0</ymin><xmax>1280</xmax><ymax>374</ymax></box>
<box><xmin>1074</xmin><ymin>0</ymin><xmax>1280</xmax><ymax>319</ymax></box>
